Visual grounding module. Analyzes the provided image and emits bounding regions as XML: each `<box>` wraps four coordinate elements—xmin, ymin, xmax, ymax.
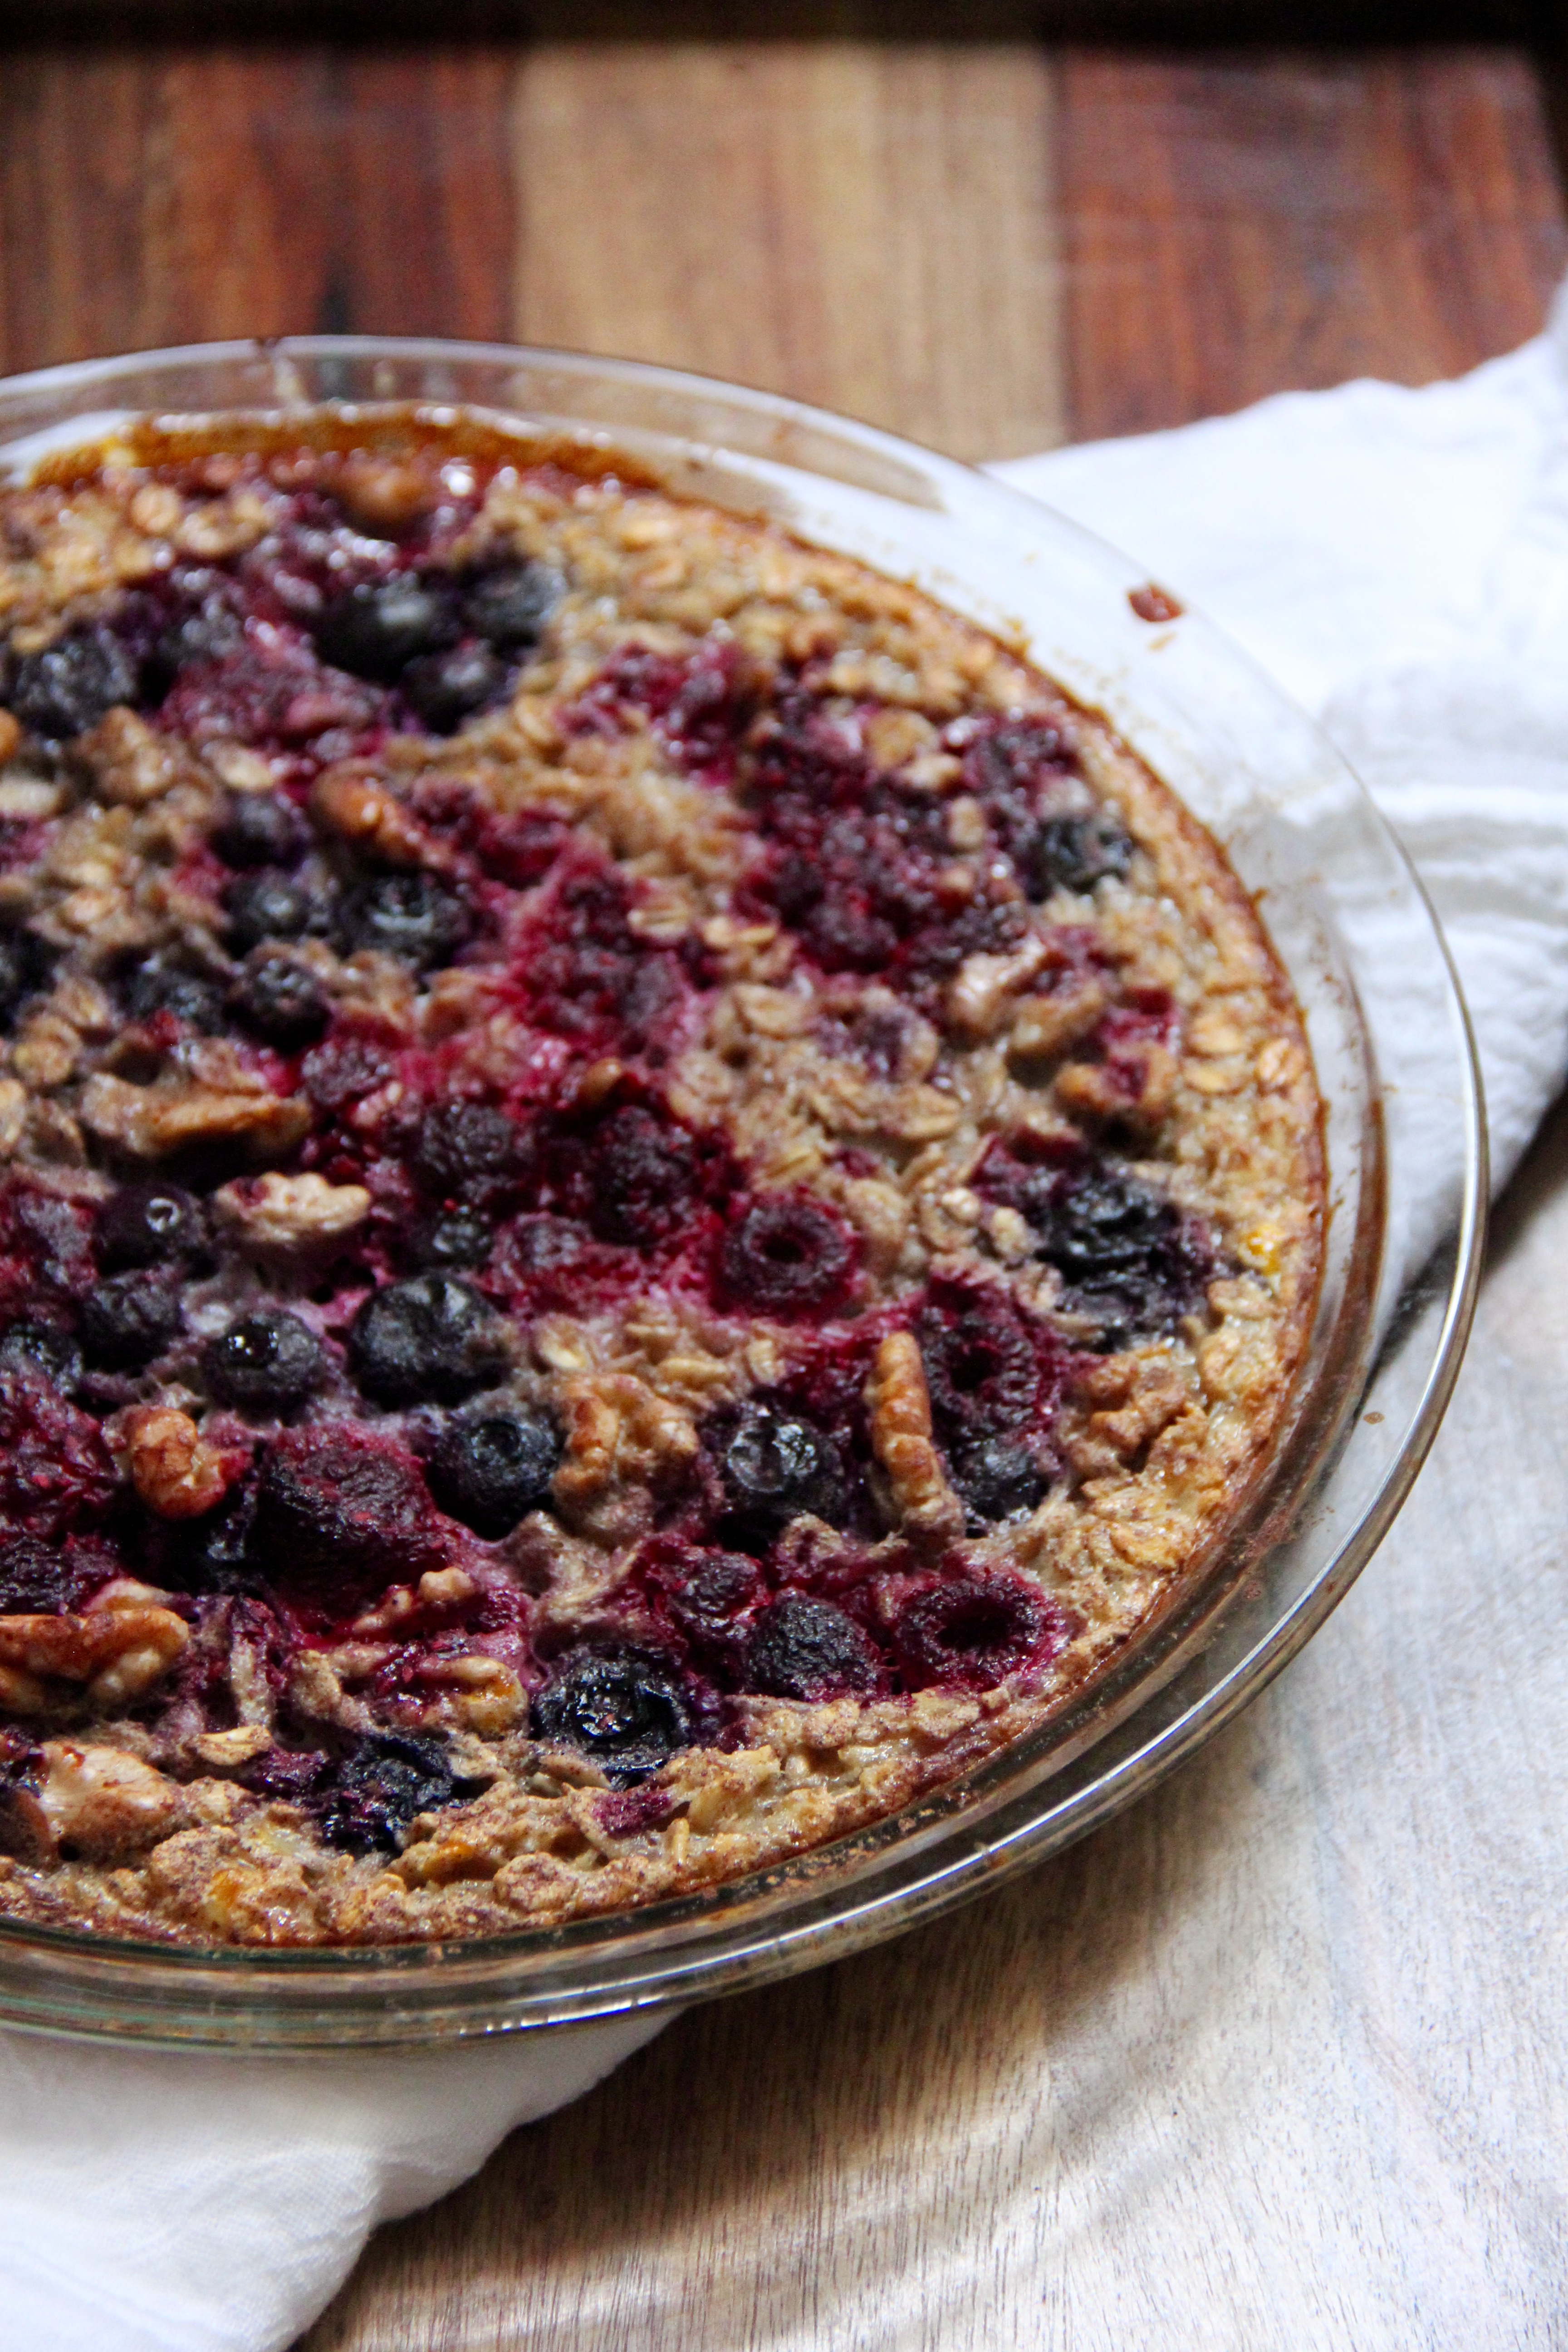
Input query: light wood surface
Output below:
<box><xmin>2</xmin><ymin>27</ymin><xmax>1564</xmax><ymax>2347</ymax></box>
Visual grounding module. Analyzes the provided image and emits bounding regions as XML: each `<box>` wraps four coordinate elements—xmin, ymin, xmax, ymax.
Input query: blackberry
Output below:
<box><xmin>202</xmin><ymin>1309</ymin><xmax>324</xmax><ymax>1416</ymax></box>
<box><xmin>339</xmin><ymin>872</ymin><xmax>471</xmax><ymax>968</ymax></box>
<box><xmin>462</xmin><ymin>560</ymin><xmax>562</xmax><ymax>648</ymax></box>
<box><xmin>412</xmin><ymin>1102</ymin><xmax>518</xmax><ymax>1205</ymax></box>
<box><xmin>949</xmin><ymin>1438</ymin><xmax>1046</xmax><ymax>1526</ymax></box>
<box><xmin>890</xmin><ymin>1574</ymin><xmax>1063</xmax><ymax>1693</ymax></box>
<box><xmin>98</xmin><ymin>1182</ymin><xmax>204</xmax><ymax>1272</ymax></box>
<box><xmin>123</xmin><ymin>960</ymin><xmax>226</xmax><ymax>1033</ymax></box>
<box><xmin>0</xmin><ymin>1323</ymin><xmax>83</xmax><ymax>1393</ymax></box>
<box><xmin>0</xmin><ymin>1532</ymin><xmax>81</xmax><ymax>1614</ymax></box>
<box><xmin>587</xmin><ymin>1106</ymin><xmax>694</xmax><ymax>1246</ymax></box>
<box><xmin>225</xmin><ymin>869</ymin><xmax>321</xmax><ymax>953</ymax></box>
<box><xmin>414</xmin><ymin>1207</ymin><xmax>493</xmax><ymax>1272</ymax></box>
<box><xmin>314</xmin><ymin>577</ymin><xmax>457</xmax><ymax>682</ymax></box>
<box><xmin>743</xmin><ymin>1594</ymin><xmax>883</xmax><ymax>1702</ymax></box>
<box><xmin>719</xmin><ymin>1405</ymin><xmax>847</xmax><ymax>1538</ymax></box>
<box><xmin>80</xmin><ymin>1268</ymin><xmax>182</xmax><ymax>1370</ymax></box>
<box><xmin>531</xmin><ymin>1644</ymin><xmax>695</xmax><ymax>1785</ymax></box>
<box><xmin>228</xmin><ymin>951</ymin><xmax>330</xmax><ymax>1048</ymax></box>
<box><xmin>348</xmin><ymin>1274</ymin><xmax>506</xmax><ymax>1406</ymax></box>
<box><xmin>428</xmin><ymin>1406</ymin><xmax>560</xmax><ymax>1538</ymax></box>
<box><xmin>6</xmin><ymin>624</ymin><xmax>138</xmax><ymax>741</ymax></box>
<box><xmin>211</xmin><ymin>789</ymin><xmax>306</xmax><ymax>870</ymax></box>
<box><xmin>402</xmin><ymin>643</ymin><xmax>508</xmax><ymax>734</ymax></box>
<box><xmin>319</xmin><ymin>1731</ymin><xmax>459</xmax><ymax>1854</ymax></box>
<box><xmin>252</xmin><ymin>1427</ymin><xmax>444</xmax><ymax>1587</ymax></box>
<box><xmin>717</xmin><ymin>1193</ymin><xmax>858</xmax><ymax>1316</ymax></box>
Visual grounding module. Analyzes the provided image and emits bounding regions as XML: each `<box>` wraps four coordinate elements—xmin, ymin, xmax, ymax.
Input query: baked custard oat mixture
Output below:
<box><xmin>0</xmin><ymin>415</ymin><xmax>1322</xmax><ymax>1947</ymax></box>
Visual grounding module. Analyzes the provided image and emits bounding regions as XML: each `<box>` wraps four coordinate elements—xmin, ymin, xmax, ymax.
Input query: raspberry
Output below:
<box><xmin>917</xmin><ymin>1279</ymin><xmax>1046</xmax><ymax>1445</ymax></box>
<box><xmin>339</xmin><ymin>871</ymin><xmax>471</xmax><ymax>967</ymax></box>
<box><xmin>0</xmin><ymin>1368</ymin><xmax>117</xmax><ymax>1536</ymax></box>
<box><xmin>6</xmin><ymin>624</ymin><xmax>139</xmax><ymax>741</ymax></box>
<box><xmin>428</xmin><ymin>1407</ymin><xmax>559</xmax><ymax>1538</ymax></box>
<box><xmin>253</xmin><ymin>1426</ymin><xmax>446</xmax><ymax>1592</ymax></box>
<box><xmin>649</xmin><ymin>1546</ymin><xmax>767</xmax><ymax>1667</ymax></box>
<box><xmin>717</xmin><ymin>1193</ymin><xmax>858</xmax><ymax>1317</ymax></box>
<box><xmin>202</xmin><ymin>1309</ymin><xmax>324</xmax><ymax>1416</ymax></box>
<box><xmin>744</xmin><ymin>1594</ymin><xmax>884</xmax><ymax>1702</ymax></box>
<box><xmin>531</xmin><ymin>1643</ymin><xmax>696</xmax><ymax>1785</ymax></box>
<box><xmin>718</xmin><ymin>1404</ymin><xmax>848</xmax><ymax>1540</ymax></box>
<box><xmin>161</xmin><ymin>641</ymin><xmax>382</xmax><ymax>753</ymax></box>
<box><xmin>318</xmin><ymin>1731</ymin><xmax>460</xmax><ymax>1853</ymax></box>
<box><xmin>890</xmin><ymin>1574</ymin><xmax>1072</xmax><ymax>1692</ymax></box>
<box><xmin>348</xmin><ymin>1274</ymin><xmax>506</xmax><ymax>1406</ymax></box>
<box><xmin>588</xmin><ymin>1105</ymin><xmax>696</xmax><ymax>1246</ymax></box>
<box><xmin>80</xmin><ymin>1268</ymin><xmax>182</xmax><ymax>1370</ymax></box>
<box><xmin>314</xmin><ymin>577</ymin><xmax>458</xmax><ymax>681</ymax></box>
<box><xmin>229</xmin><ymin>951</ymin><xmax>329</xmax><ymax>1047</ymax></box>
<box><xmin>0</xmin><ymin>1533</ymin><xmax>87</xmax><ymax>1613</ymax></box>
<box><xmin>98</xmin><ymin>1183</ymin><xmax>204</xmax><ymax>1272</ymax></box>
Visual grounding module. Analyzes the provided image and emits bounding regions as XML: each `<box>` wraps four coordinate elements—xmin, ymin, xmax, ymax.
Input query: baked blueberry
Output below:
<box><xmin>319</xmin><ymin>1731</ymin><xmax>459</xmax><ymax>1854</ymax></box>
<box><xmin>402</xmin><ymin>643</ymin><xmax>508</xmax><ymax>734</ymax></box>
<box><xmin>743</xmin><ymin>1594</ymin><xmax>882</xmax><ymax>1702</ymax></box>
<box><xmin>531</xmin><ymin>1644</ymin><xmax>694</xmax><ymax>1784</ymax></box>
<box><xmin>949</xmin><ymin>1438</ymin><xmax>1045</xmax><ymax>1526</ymax></box>
<box><xmin>225</xmin><ymin>869</ymin><xmax>319</xmax><ymax>952</ymax></box>
<box><xmin>6</xmin><ymin>624</ymin><xmax>139</xmax><ymax>741</ymax></box>
<box><xmin>339</xmin><ymin>871</ymin><xmax>471</xmax><ymax>967</ymax></box>
<box><xmin>1030</xmin><ymin>1164</ymin><xmax>1211</xmax><ymax>1345</ymax></box>
<box><xmin>80</xmin><ymin>1268</ymin><xmax>182</xmax><ymax>1369</ymax></box>
<box><xmin>412</xmin><ymin>1102</ymin><xmax>518</xmax><ymax>1204</ymax></box>
<box><xmin>228</xmin><ymin>952</ymin><xmax>330</xmax><ymax>1047</ymax></box>
<box><xmin>0</xmin><ymin>1532</ymin><xmax>81</xmax><ymax>1613</ymax></box>
<box><xmin>98</xmin><ymin>1182</ymin><xmax>204</xmax><ymax>1272</ymax></box>
<box><xmin>211</xmin><ymin>789</ymin><xmax>306</xmax><ymax>870</ymax></box>
<box><xmin>314</xmin><ymin>577</ymin><xmax>457</xmax><ymax>682</ymax></box>
<box><xmin>202</xmin><ymin>1309</ymin><xmax>324</xmax><ymax>1415</ymax></box>
<box><xmin>719</xmin><ymin>1404</ymin><xmax>847</xmax><ymax>1538</ymax></box>
<box><xmin>462</xmin><ymin>560</ymin><xmax>562</xmax><ymax>647</ymax></box>
<box><xmin>414</xmin><ymin>1207</ymin><xmax>494</xmax><ymax>1271</ymax></box>
<box><xmin>1014</xmin><ymin>810</ymin><xmax>1134</xmax><ymax>899</ymax></box>
<box><xmin>0</xmin><ymin>1324</ymin><xmax>83</xmax><ymax>1393</ymax></box>
<box><xmin>348</xmin><ymin>1274</ymin><xmax>506</xmax><ymax>1406</ymax></box>
<box><xmin>428</xmin><ymin>1406</ymin><xmax>560</xmax><ymax>1537</ymax></box>
<box><xmin>123</xmin><ymin>960</ymin><xmax>226</xmax><ymax>1033</ymax></box>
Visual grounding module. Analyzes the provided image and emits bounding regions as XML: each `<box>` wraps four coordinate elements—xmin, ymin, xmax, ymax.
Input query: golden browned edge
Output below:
<box><xmin>0</xmin><ymin>412</ymin><xmax>1325</xmax><ymax>1947</ymax></box>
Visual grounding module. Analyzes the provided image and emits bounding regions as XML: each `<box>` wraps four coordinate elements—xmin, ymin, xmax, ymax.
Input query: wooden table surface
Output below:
<box><xmin>5</xmin><ymin>24</ymin><xmax>1566</xmax><ymax>2347</ymax></box>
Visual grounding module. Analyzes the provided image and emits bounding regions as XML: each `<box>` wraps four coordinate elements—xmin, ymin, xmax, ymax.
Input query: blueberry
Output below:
<box><xmin>1015</xmin><ymin>811</ymin><xmax>1134</xmax><ymax>900</ymax></box>
<box><xmin>0</xmin><ymin>934</ymin><xmax>35</xmax><ymax>1026</ymax></box>
<box><xmin>253</xmin><ymin>1428</ymin><xmax>444</xmax><ymax>1587</ymax></box>
<box><xmin>339</xmin><ymin>872</ymin><xmax>471</xmax><ymax>968</ymax></box>
<box><xmin>225</xmin><ymin>869</ymin><xmax>320</xmax><ymax>952</ymax></box>
<box><xmin>531</xmin><ymin>1644</ymin><xmax>695</xmax><ymax>1785</ymax></box>
<box><xmin>412</xmin><ymin>1102</ymin><xmax>518</xmax><ymax>1205</ymax></box>
<box><xmin>6</xmin><ymin>624</ymin><xmax>138</xmax><ymax>740</ymax></box>
<box><xmin>152</xmin><ymin>596</ymin><xmax>243</xmax><ymax>688</ymax></box>
<box><xmin>314</xmin><ymin>578</ymin><xmax>457</xmax><ymax>682</ymax></box>
<box><xmin>588</xmin><ymin>1106</ymin><xmax>695</xmax><ymax>1246</ymax></box>
<box><xmin>348</xmin><ymin>1274</ymin><xmax>506</xmax><ymax>1406</ymax></box>
<box><xmin>890</xmin><ymin>1575</ymin><xmax>1063</xmax><ymax>1693</ymax></box>
<box><xmin>0</xmin><ymin>1323</ymin><xmax>82</xmax><ymax>1392</ymax></box>
<box><xmin>720</xmin><ymin>1405</ymin><xmax>847</xmax><ymax>1538</ymax></box>
<box><xmin>202</xmin><ymin>1309</ymin><xmax>324</xmax><ymax>1415</ymax></box>
<box><xmin>949</xmin><ymin>1438</ymin><xmax>1046</xmax><ymax>1526</ymax></box>
<box><xmin>319</xmin><ymin>1731</ymin><xmax>459</xmax><ymax>1854</ymax></box>
<box><xmin>414</xmin><ymin>1208</ymin><xmax>494</xmax><ymax>1271</ymax></box>
<box><xmin>429</xmin><ymin>1406</ymin><xmax>560</xmax><ymax>1538</ymax></box>
<box><xmin>462</xmin><ymin>561</ymin><xmax>562</xmax><ymax>648</ymax></box>
<box><xmin>80</xmin><ymin>1268</ymin><xmax>182</xmax><ymax>1369</ymax></box>
<box><xmin>717</xmin><ymin>1194</ymin><xmax>858</xmax><ymax>1316</ymax></box>
<box><xmin>1031</xmin><ymin>1165</ymin><xmax>1211</xmax><ymax>1345</ymax></box>
<box><xmin>743</xmin><ymin>1594</ymin><xmax>882</xmax><ymax>1702</ymax></box>
<box><xmin>402</xmin><ymin>643</ymin><xmax>509</xmax><ymax>734</ymax></box>
<box><xmin>0</xmin><ymin>1532</ymin><xmax>81</xmax><ymax>1613</ymax></box>
<box><xmin>98</xmin><ymin>1182</ymin><xmax>204</xmax><ymax>1271</ymax></box>
<box><xmin>123</xmin><ymin>960</ymin><xmax>227</xmax><ymax>1033</ymax></box>
<box><xmin>211</xmin><ymin>790</ymin><xmax>305</xmax><ymax>870</ymax></box>
<box><xmin>228</xmin><ymin>952</ymin><xmax>329</xmax><ymax>1048</ymax></box>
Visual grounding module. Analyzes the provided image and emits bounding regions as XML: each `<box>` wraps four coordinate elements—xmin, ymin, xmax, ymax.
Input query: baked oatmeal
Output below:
<box><xmin>0</xmin><ymin>412</ymin><xmax>1322</xmax><ymax>1946</ymax></box>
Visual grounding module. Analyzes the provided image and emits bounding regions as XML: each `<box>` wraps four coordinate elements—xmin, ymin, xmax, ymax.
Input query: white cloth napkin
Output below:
<box><xmin>14</xmin><ymin>297</ymin><xmax>1568</xmax><ymax>2352</ymax></box>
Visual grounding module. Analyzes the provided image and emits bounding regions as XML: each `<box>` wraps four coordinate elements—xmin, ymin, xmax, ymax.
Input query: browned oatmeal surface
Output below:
<box><xmin>0</xmin><ymin>413</ymin><xmax>1321</xmax><ymax>1946</ymax></box>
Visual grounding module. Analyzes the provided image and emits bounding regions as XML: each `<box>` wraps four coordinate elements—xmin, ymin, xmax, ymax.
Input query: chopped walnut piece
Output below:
<box><xmin>1008</xmin><ymin>978</ymin><xmax>1111</xmax><ymax>1064</ymax></box>
<box><xmin>110</xmin><ymin>1404</ymin><xmax>231</xmax><ymax>1520</ymax></box>
<box><xmin>80</xmin><ymin>1070</ymin><xmax>312</xmax><ymax>1160</ymax></box>
<box><xmin>312</xmin><ymin>762</ymin><xmax>447</xmax><ymax>869</ymax></box>
<box><xmin>865</xmin><ymin>1331</ymin><xmax>963</xmax><ymax>1543</ymax></box>
<box><xmin>0</xmin><ymin>1606</ymin><xmax>190</xmax><ymax>1714</ymax></box>
<box><xmin>946</xmin><ymin>935</ymin><xmax>1053</xmax><ymax>1040</ymax></box>
<box><xmin>1055</xmin><ymin>1042</ymin><xmax>1178</xmax><ymax>1132</ymax></box>
<box><xmin>33</xmin><ymin>1740</ymin><xmax>187</xmax><ymax>1862</ymax></box>
<box><xmin>554</xmin><ymin>1372</ymin><xmax>699</xmax><ymax>1537</ymax></box>
<box><xmin>0</xmin><ymin>709</ymin><xmax>21</xmax><ymax>764</ymax></box>
<box><xmin>75</xmin><ymin>707</ymin><xmax>188</xmax><ymax>805</ymax></box>
<box><xmin>1066</xmin><ymin>1353</ymin><xmax>1193</xmax><ymax>1481</ymax></box>
<box><xmin>212</xmin><ymin>1169</ymin><xmax>371</xmax><ymax>1258</ymax></box>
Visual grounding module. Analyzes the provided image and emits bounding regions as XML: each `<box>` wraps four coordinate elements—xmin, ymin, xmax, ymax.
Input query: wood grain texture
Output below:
<box><xmin>514</xmin><ymin>43</ymin><xmax>1063</xmax><ymax>459</ymax></box>
<box><xmin>1060</xmin><ymin>45</ymin><xmax>1568</xmax><ymax>436</ymax></box>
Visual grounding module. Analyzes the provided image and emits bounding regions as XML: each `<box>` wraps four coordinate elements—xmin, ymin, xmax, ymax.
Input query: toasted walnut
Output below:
<box><xmin>212</xmin><ymin>1170</ymin><xmax>371</xmax><ymax>1258</ymax></box>
<box><xmin>335</xmin><ymin>455</ymin><xmax>437</xmax><ymax>532</ymax></box>
<box><xmin>111</xmin><ymin>1404</ymin><xmax>231</xmax><ymax>1520</ymax></box>
<box><xmin>1008</xmin><ymin>978</ymin><xmax>1111</xmax><ymax>1065</ymax></box>
<box><xmin>1066</xmin><ymin>1353</ymin><xmax>1192</xmax><ymax>1482</ymax></box>
<box><xmin>76</xmin><ymin>707</ymin><xmax>187</xmax><ymax>805</ymax></box>
<box><xmin>839</xmin><ymin>1175</ymin><xmax>911</xmax><ymax>1277</ymax></box>
<box><xmin>0</xmin><ymin>709</ymin><xmax>21</xmax><ymax>764</ymax></box>
<box><xmin>80</xmin><ymin>1071</ymin><xmax>312</xmax><ymax>1161</ymax></box>
<box><xmin>0</xmin><ymin>1078</ymin><xmax>25</xmax><ymax>1158</ymax></box>
<box><xmin>1055</xmin><ymin>1043</ymin><xmax>1178</xmax><ymax>1132</ymax></box>
<box><xmin>554</xmin><ymin>1372</ymin><xmax>699</xmax><ymax>1534</ymax></box>
<box><xmin>946</xmin><ymin>936</ymin><xmax>1053</xmax><ymax>1040</ymax></box>
<box><xmin>192</xmin><ymin>1725</ymin><xmax>273</xmax><ymax>1771</ymax></box>
<box><xmin>32</xmin><ymin>1740</ymin><xmax>187</xmax><ymax>1861</ymax></box>
<box><xmin>312</xmin><ymin>762</ymin><xmax>444</xmax><ymax>869</ymax></box>
<box><xmin>0</xmin><ymin>1606</ymin><xmax>190</xmax><ymax>1714</ymax></box>
<box><xmin>865</xmin><ymin>1331</ymin><xmax>963</xmax><ymax>1543</ymax></box>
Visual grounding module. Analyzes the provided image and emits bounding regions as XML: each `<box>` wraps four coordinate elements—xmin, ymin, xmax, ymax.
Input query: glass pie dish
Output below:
<box><xmin>0</xmin><ymin>339</ymin><xmax>1483</xmax><ymax>2048</ymax></box>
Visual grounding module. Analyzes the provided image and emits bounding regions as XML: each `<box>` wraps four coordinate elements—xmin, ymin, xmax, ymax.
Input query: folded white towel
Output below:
<box><xmin>13</xmin><ymin>300</ymin><xmax>1568</xmax><ymax>2352</ymax></box>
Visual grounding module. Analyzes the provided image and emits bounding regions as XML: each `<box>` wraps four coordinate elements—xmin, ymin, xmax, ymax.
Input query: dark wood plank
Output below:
<box><xmin>1060</xmin><ymin>44</ymin><xmax>1568</xmax><ymax>438</ymax></box>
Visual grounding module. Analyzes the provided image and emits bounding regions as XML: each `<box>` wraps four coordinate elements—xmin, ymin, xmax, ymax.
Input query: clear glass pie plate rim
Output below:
<box><xmin>0</xmin><ymin>337</ymin><xmax>1485</xmax><ymax>2050</ymax></box>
